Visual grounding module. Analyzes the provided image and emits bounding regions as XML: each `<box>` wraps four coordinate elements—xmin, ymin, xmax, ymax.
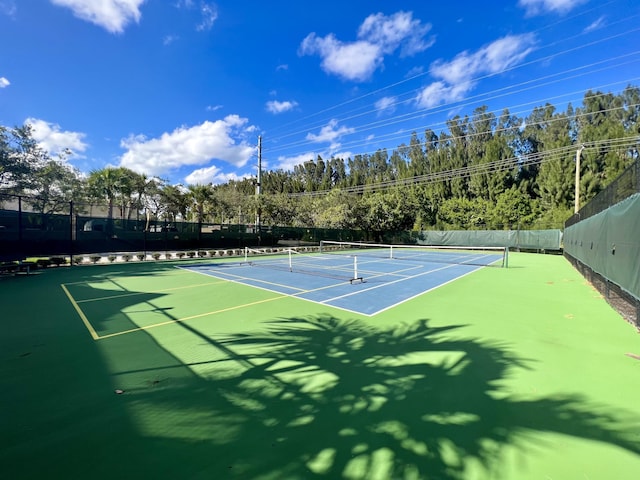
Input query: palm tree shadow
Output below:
<box><xmin>137</xmin><ymin>315</ymin><xmax>640</xmax><ymax>479</ymax></box>
<box><xmin>206</xmin><ymin>317</ymin><xmax>640</xmax><ymax>479</ymax></box>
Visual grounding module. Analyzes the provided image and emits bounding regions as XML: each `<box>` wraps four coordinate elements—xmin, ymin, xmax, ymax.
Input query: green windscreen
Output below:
<box><xmin>564</xmin><ymin>193</ymin><xmax>640</xmax><ymax>300</ymax></box>
<box><xmin>417</xmin><ymin>229</ymin><xmax>562</xmax><ymax>250</ymax></box>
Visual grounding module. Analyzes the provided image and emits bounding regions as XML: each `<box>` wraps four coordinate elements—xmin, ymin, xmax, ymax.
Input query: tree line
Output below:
<box><xmin>1</xmin><ymin>86</ymin><xmax>639</xmax><ymax>234</ymax></box>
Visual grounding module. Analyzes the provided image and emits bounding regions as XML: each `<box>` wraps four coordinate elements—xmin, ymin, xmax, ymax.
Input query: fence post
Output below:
<box><xmin>69</xmin><ymin>201</ymin><xmax>74</xmax><ymax>267</ymax></box>
<box><xmin>17</xmin><ymin>195</ymin><xmax>23</xmax><ymax>245</ymax></box>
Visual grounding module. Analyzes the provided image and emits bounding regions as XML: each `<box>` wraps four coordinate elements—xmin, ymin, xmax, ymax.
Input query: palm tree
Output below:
<box><xmin>187</xmin><ymin>184</ymin><xmax>215</xmax><ymax>224</ymax></box>
<box><xmin>130</xmin><ymin>172</ymin><xmax>163</xmax><ymax>230</ymax></box>
<box><xmin>87</xmin><ymin>167</ymin><xmax>127</xmax><ymax>234</ymax></box>
<box><xmin>187</xmin><ymin>184</ymin><xmax>216</xmax><ymax>242</ymax></box>
<box><xmin>159</xmin><ymin>184</ymin><xmax>188</xmax><ymax>224</ymax></box>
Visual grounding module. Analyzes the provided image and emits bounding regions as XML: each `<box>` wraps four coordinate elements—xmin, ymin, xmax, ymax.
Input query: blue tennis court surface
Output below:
<box><xmin>179</xmin><ymin>249</ymin><xmax>503</xmax><ymax>316</ymax></box>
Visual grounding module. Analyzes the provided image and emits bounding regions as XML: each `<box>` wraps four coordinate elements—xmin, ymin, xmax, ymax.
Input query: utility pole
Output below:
<box><xmin>574</xmin><ymin>144</ymin><xmax>585</xmax><ymax>214</ymax></box>
<box><xmin>255</xmin><ymin>135</ymin><xmax>262</xmax><ymax>230</ymax></box>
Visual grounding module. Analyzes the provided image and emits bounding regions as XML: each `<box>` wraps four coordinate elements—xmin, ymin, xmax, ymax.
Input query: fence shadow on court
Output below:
<box><xmin>122</xmin><ymin>314</ymin><xmax>640</xmax><ymax>479</ymax></box>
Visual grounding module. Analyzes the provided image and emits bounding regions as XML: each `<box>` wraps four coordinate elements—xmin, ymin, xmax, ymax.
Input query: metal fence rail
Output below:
<box><xmin>565</xmin><ymin>158</ymin><xmax>640</xmax><ymax>227</ymax></box>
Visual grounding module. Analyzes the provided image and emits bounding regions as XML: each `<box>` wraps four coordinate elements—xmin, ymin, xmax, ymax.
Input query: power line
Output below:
<box><xmin>262</xmin><ymin>10</ymin><xmax>640</xmax><ymax>164</ymax></box>
<box><xmin>286</xmin><ymin>136</ymin><xmax>640</xmax><ymax>197</ymax></box>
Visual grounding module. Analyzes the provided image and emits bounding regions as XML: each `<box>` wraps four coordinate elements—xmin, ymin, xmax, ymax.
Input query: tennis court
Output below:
<box><xmin>1</xmin><ymin>249</ymin><xmax>640</xmax><ymax>479</ymax></box>
<box><xmin>179</xmin><ymin>244</ymin><xmax>506</xmax><ymax>315</ymax></box>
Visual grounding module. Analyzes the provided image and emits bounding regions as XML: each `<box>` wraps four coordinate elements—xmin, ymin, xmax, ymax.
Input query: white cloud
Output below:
<box><xmin>175</xmin><ymin>0</ymin><xmax>217</xmax><ymax>31</ymax></box>
<box><xmin>584</xmin><ymin>16</ymin><xmax>605</xmax><ymax>33</ymax></box>
<box><xmin>266</xmin><ymin>100</ymin><xmax>298</xmax><ymax>114</ymax></box>
<box><xmin>415</xmin><ymin>81</ymin><xmax>474</xmax><ymax>109</ymax></box>
<box><xmin>276</xmin><ymin>64</ymin><xmax>289</xmax><ymax>71</ymax></box>
<box><xmin>50</xmin><ymin>0</ymin><xmax>145</xmax><ymax>34</ymax></box>
<box><xmin>26</xmin><ymin>117</ymin><xmax>88</xmax><ymax>158</ymax></box>
<box><xmin>416</xmin><ymin>33</ymin><xmax>536</xmax><ymax>108</ymax></box>
<box><xmin>306</xmin><ymin>119</ymin><xmax>355</xmax><ymax>150</ymax></box>
<box><xmin>206</xmin><ymin>104</ymin><xmax>223</xmax><ymax>111</ymax></box>
<box><xmin>405</xmin><ymin>66</ymin><xmax>425</xmax><ymax>78</ymax></box>
<box><xmin>518</xmin><ymin>0</ymin><xmax>588</xmax><ymax>16</ymax></box>
<box><xmin>184</xmin><ymin>164</ymin><xmax>242</xmax><ymax>185</ymax></box>
<box><xmin>163</xmin><ymin>34</ymin><xmax>179</xmax><ymax>45</ymax></box>
<box><xmin>0</xmin><ymin>77</ymin><xmax>9</xmax><ymax>88</ymax></box>
<box><xmin>430</xmin><ymin>34</ymin><xmax>535</xmax><ymax>84</ymax></box>
<box><xmin>119</xmin><ymin>115</ymin><xmax>257</xmax><ymax>177</ymax></box>
<box><xmin>299</xmin><ymin>11</ymin><xmax>433</xmax><ymax>82</ymax></box>
<box><xmin>358</xmin><ymin>11</ymin><xmax>434</xmax><ymax>57</ymax></box>
<box><xmin>375</xmin><ymin>96</ymin><xmax>397</xmax><ymax>115</ymax></box>
<box><xmin>0</xmin><ymin>1</ymin><xmax>16</xmax><ymax>18</ymax></box>
<box><xmin>300</xmin><ymin>33</ymin><xmax>382</xmax><ymax>82</ymax></box>
<box><xmin>196</xmin><ymin>2</ymin><xmax>218</xmax><ymax>31</ymax></box>
<box><xmin>275</xmin><ymin>152</ymin><xmax>317</xmax><ymax>172</ymax></box>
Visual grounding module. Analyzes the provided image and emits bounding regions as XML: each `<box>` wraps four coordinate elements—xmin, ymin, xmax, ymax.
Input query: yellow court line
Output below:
<box><xmin>94</xmin><ymin>276</ymin><xmax>351</xmax><ymax>340</ymax></box>
<box><xmin>67</xmin><ymin>268</ymin><xmax>365</xmax><ymax>341</ymax></box>
<box><xmin>74</xmin><ymin>280</ymin><xmax>226</xmax><ymax>304</ymax></box>
<box><xmin>61</xmin><ymin>284</ymin><xmax>99</xmax><ymax>340</ymax></box>
<box><xmin>96</xmin><ymin>294</ymin><xmax>288</xmax><ymax>340</ymax></box>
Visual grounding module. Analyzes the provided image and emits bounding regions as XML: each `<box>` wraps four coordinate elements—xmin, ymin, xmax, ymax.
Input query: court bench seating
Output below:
<box><xmin>0</xmin><ymin>254</ymin><xmax>34</xmax><ymax>276</ymax></box>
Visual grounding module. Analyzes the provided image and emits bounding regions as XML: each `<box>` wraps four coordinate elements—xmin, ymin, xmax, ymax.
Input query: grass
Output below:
<box><xmin>1</xmin><ymin>252</ymin><xmax>639</xmax><ymax>479</ymax></box>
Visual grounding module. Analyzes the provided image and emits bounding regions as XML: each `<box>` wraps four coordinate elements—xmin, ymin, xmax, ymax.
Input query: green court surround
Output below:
<box><xmin>1</xmin><ymin>252</ymin><xmax>639</xmax><ymax>479</ymax></box>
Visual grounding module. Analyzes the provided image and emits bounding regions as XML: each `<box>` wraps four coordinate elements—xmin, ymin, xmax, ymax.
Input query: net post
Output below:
<box><xmin>354</xmin><ymin>255</ymin><xmax>358</xmax><ymax>280</ymax></box>
<box><xmin>350</xmin><ymin>255</ymin><xmax>364</xmax><ymax>284</ymax></box>
<box><xmin>504</xmin><ymin>246</ymin><xmax>509</xmax><ymax>268</ymax></box>
<box><xmin>244</xmin><ymin>247</ymin><xmax>248</xmax><ymax>263</ymax></box>
<box><xmin>389</xmin><ymin>245</ymin><xmax>393</xmax><ymax>259</ymax></box>
<box><xmin>288</xmin><ymin>249</ymin><xmax>293</xmax><ymax>272</ymax></box>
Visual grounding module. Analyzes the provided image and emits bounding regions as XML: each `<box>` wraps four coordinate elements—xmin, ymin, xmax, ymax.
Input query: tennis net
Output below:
<box><xmin>319</xmin><ymin>241</ymin><xmax>508</xmax><ymax>268</ymax></box>
<box><xmin>243</xmin><ymin>247</ymin><xmax>364</xmax><ymax>283</ymax></box>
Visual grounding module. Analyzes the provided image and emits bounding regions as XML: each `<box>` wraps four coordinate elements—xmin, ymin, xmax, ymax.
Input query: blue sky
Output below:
<box><xmin>1</xmin><ymin>0</ymin><xmax>639</xmax><ymax>186</ymax></box>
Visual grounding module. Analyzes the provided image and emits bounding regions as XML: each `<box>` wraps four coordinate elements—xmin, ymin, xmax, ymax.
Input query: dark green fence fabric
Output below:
<box><xmin>417</xmin><ymin>229</ymin><xmax>562</xmax><ymax>250</ymax></box>
<box><xmin>0</xmin><ymin>192</ymin><xmax>562</xmax><ymax>257</ymax></box>
<box><xmin>566</xmin><ymin>158</ymin><xmax>640</xmax><ymax>227</ymax></box>
<box><xmin>564</xmin><ymin>193</ymin><xmax>640</xmax><ymax>300</ymax></box>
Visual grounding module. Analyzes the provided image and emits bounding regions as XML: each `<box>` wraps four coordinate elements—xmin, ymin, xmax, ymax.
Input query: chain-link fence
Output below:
<box><xmin>0</xmin><ymin>193</ymin><xmax>370</xmax><ymax>259</ymax></box>
<box><xmin>1</xmin><ymin>192</ymin><xmax>564</xmax><ymax>261</ymax></box>
<box><xmin>564</xmin><ymin>157</ymin><xmax>640</xmax><ymax>329</ymax></box>
<box><xmin>565</xmin><ymin>158</ymin><xmax>640</xmax><ymax>227</ymax></box>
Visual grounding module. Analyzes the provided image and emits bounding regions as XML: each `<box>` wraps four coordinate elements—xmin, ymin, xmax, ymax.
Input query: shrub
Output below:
<box><xmin>165</xmin><ymin>252</ymin><xmax>172</xmax><ymax>259</ymax></box>
<box><xmin>186</xmin><ymin>251</ymin><xmax>196</xmax><ymax>258</ymax></box>
<box><xmin>73</xmin><ymin>256</ymin><xmax>84</xmax><ymax>265</ymax></box>
<box><xmin>198</xmin><ymin>251</ymin><xmax>208</xmax><ymax>257</ymax></box>
<box><xmin>176</xmin><ymin>252</ymin><xmax>185</xmax><ymax>259</ymax></box>
<box><xmin>89</xmin><ymin>255</ymin><xmax>102</xmax><ymax>264</ymax></box>
<box><xmin>107</xmin><ymin>255</ymin><xmax>117</xmax><ymax>263</ymax></box>
<box><xmin>152</xmin><ymin>253</ymin><xmax>161</xmax><ymax>260</ymax></box>
<box><xmin>136</xmin><ymin>254</ymin><xmax>145</xmax><ymax>261</ymax></box>
<box><xmin>122</xmin><ymin>254</ymin><xmax>132</xmax><ymax>262</ymax></box>
<box><xmin>36</xmin><ymin>259</ymin><xmax>52</xmax><ymax>268</ymax></box>
<box><xmin>50</xmin><ymin>256</ymin><xmax>66</xmax><ymax>266</ymax></box>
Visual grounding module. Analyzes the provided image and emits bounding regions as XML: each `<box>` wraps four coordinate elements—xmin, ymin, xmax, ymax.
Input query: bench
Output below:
<box><xmin>0</xmin><ymin>254</ymin><xmax>33</xmax><ymax>276</ymax></box>
<box><xmin>0</xmin><ymin>262</ymin><xmax>19</xmax><ymax>275</ymax></box>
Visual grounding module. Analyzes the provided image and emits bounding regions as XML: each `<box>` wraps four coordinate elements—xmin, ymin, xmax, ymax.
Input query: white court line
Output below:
<box><xmin>319</xmin><ymin>262</ymin><xmax>465</xmax><ymax>304</ymax></box>
<box><xmin>178</xmin><ymin>257</ymin><xmax>489</xmax><ymax>317</ymax></box>
<box><xmin>371</xmin><ymin>265</ymin><xmax>484</xmax><ymax>316</ymax></box>
<box><xmin>176</xmin><ymin>263</ymin><xmax>377</xmax><ymax>317</ymax></box>
<box><xmin>179</xmin><ymin>264</ymin><xmax>309</xmax><ymax>292</ymax></box>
